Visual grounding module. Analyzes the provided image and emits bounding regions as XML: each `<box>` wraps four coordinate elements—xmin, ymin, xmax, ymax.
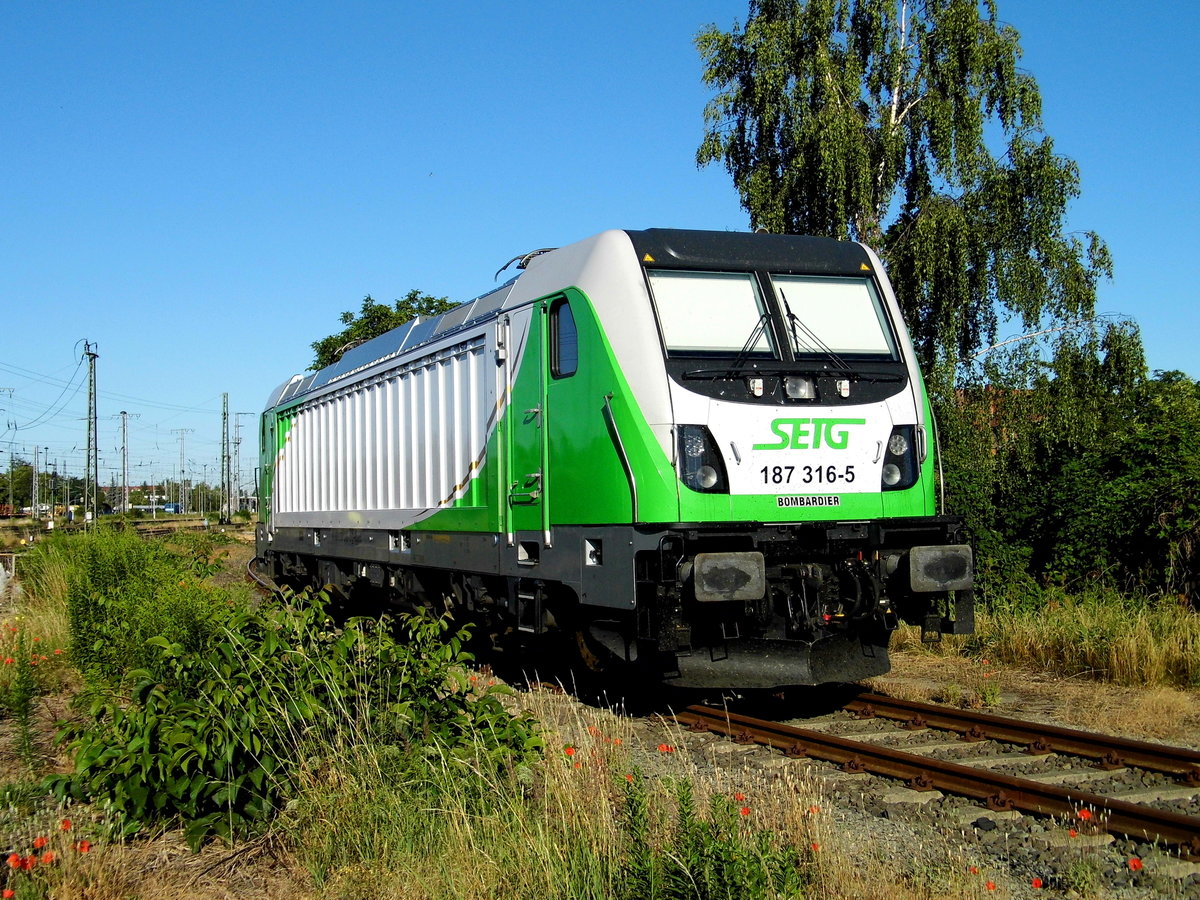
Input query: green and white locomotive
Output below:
<box><xmin>257</xmin><ymin>229</ymin><xmax>973</xmax><ymax>688</ymax></box>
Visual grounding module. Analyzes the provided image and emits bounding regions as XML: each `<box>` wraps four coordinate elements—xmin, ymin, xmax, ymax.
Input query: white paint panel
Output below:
<box><xmin>503</xmin><ymin>230</ymin><xmax>674</xmax><ymax>458</ymax></box>
<box><xmin>670</xmin><ymin>380</ymin><xmax>894</xmax><ymax>496</ymax></box>
<box><xmin>273</xmin><ymin>333</ymin><xmax>498</xmax><ymax>528</ymax></box>
<box><xmin>300</xmin><ymin>408</ymin><xmax>311</xmax><ymax>511</ymax></box>
<box><xmin>384</xmin><ymin>380</ymin><xmax>395</xmax><ymax>508</ymax></box>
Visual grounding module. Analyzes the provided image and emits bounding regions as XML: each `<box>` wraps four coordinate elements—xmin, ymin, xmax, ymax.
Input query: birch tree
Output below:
<box><xmin>696</xmin><ymin>0</ymin><xmax>1114</xmax><ymax>383</ymax></box>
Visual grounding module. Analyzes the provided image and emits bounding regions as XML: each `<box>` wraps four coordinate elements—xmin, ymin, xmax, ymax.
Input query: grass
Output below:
<box><xmin>892</xmin><ymin>584</ymin><xmax>1200</xmax><ymax>690</ymax></box>
<box><xmin>982</xmin><ymin>589</ymin><xmax>1200</xmax><ymax>688</ymax></box>
<box><xmin>283</xmin><ymin>689</ymin><xmax>992</xmax><ymax>900</ymax></box>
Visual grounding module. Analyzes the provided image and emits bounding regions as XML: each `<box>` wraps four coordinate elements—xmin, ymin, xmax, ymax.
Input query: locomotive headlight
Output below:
<box><xmin>881</xmin><ymin>425</ymin><xmax>918</xmax><ymax>491</ymax></box>
<box><xmin>676</xmin><ymin>425</ymin><xmax>730</xmax><ymax>494</ymax></box>
<box><xmin>683</xmin><ymin>431</ymin><xmax>706</xmax><ymax>458</ymax></box>
<box><xmin>784</xmin><ymin>376</ymin><xmax>815</xmax><ymax>399</ymax></box>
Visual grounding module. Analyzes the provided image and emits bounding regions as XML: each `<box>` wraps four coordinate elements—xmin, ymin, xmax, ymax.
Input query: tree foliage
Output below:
<box><xmin>310</xmin><ymin>290</ymin><xmax>454</xmax><ymax>371</ymax></box>
<box><xmin>696</xmin><ymin>0</ymin><xmax>1113</xmax><ymax>380</ymax></box>
<box><xmin>1035</xmin><ymin>370</ymin><xmax>1200</xmax><ymax>597</ymax></box>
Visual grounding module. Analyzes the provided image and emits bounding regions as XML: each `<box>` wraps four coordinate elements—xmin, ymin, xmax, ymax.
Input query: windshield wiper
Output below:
<box><xmin>779</xmin><ymin>292</ymin><xmax>853</xmax><ymax>372</ymax></box>
<box><xmin>682</xmin><ymin>313</ymin><xmax>774</xmax><ymax>379</ymax></box>
<box><xmin>681</xmin><ymin>366</ymin><xmax>902</xmax><ymax>381</ymax></box>
<box><xmin>726</xmin><ymin>312</ymin><xmax>773</xmax><ymax>376</ymax></box>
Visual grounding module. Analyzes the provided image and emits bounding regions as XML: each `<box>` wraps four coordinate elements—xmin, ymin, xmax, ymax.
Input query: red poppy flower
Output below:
<box><xmin>75</xmin><ymin>840</ymin><xmax>91</xmax><ymax>853</ymax></box>
<box><xmin>6</xmin><ymin>853</ymin><xmax>19</xmax><ymax>869</ymax></box>
<box><xmin>32</xmin><ymin>836</ymin><xmax>47</xmax><ymax>850</ymax></box>
<box><xmin>657</xmin><ymin>743</ymin><xmax>673</xmax><ymax>753</ymax></box>
<box><xmin>1077</xmin><ymin>809</ymin><xmax>1093</xmax><ymax>821</ymax></box>
<box><xmin>573</xmin><ymin>762</ymin><xmax>582</xmax><ymax>769</ymax></box>
<box><xmin>811</xmin><ymin>842</ymin><xmax>821</xmax><ymax>852</ymax></box>
<box><xmin>61</xmin><ymin>818</ymin><xmax>72</xmax><ymax>831</ymax></box>
<box><xmin>41</xmin><ymin>851</ymin><xmax>55</xmax><ymax>864</ymax></box>
<box><xmin>808</xmin><ymin>804</ymin><xmax>821</xmax><ymax>815</ymax></box>
<box><xmin>1068</xmin><ymin>829</ymin><xmax>1078</xmax><ymax>838</ymax></box>
<box><xmin>20</xmin><ymin>856</ymin><xmax>34</xmax><ymax>871</ymax></box>
<box><xmin>739</xmin><ymin>806</ymin><xmax>750</xmax><ymax>816</ymax></box>
<box><xmin>985</xmin><ymin>882</ymin><xmax>996</xmax><ymax>891</ymax></box>
<box><xmin>612</xmin><ymin>738</ymin><xmax>622</xmax><ymax>746</ymax></box>
<box><xmin>1031</xmin><ymin>877</ymin><xmax>1043</xmax><ymax>889</ymax></box>
<box><xmin>564</xmin><ymin>746</ymin><xmax>576</xmax><ymax>757</ymax></box>
<box><xmin>734</xmin><ymin>792</ymin><xmax>746</xmax><ymax>801</ymax></box>
<box><xmin>3</xmin><ymin>658</ymin><xmax>11</xmax><ymax>666</ymax></box>
<box><xmin>3</xmin><ymin>887</ymin><xmax>14</xmax><ymax>898</ymax></box>
<box><xmin>1128</xmin><ymin>858</ymin><xmax>1144</xmax><ymax>871</ymax></box>
<box><xmin>969</xmin><ymin>866</ymin><xmax>979</xmax><ymax>875</ymax></box>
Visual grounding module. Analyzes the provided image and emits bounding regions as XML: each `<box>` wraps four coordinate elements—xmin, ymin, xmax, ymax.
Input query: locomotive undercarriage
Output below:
<box><xmin>257</xmin><ymin>516</ymin><xmax>972</xmax><ymax>688</ymax></box>
<box><xmin>583</xmin><ymin>518</ymin><xmax>973</xmax><ymax>687</ymax></box>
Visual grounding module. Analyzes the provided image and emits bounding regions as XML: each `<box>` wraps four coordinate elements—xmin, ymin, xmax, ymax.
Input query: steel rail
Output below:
<box><xmin>245</xmin><ymin>556</ymin><xmax>277</xmax><ymax>593</ymax></box>
<box><xmin>676</xmin><ymin>705</ymin><xmax>1200</xmax><ymax>858</ymax></box>
<box><xmin>844</xmin><ymin>692</ymin><xmax>1200</xmax><ymax>781</ymax></box>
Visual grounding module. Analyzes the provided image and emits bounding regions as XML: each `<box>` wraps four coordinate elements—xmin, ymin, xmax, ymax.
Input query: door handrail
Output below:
<box><xmin>602</xmin><ymin>392</ymin><xmax>639</xmax><ymax>523</ymax></box>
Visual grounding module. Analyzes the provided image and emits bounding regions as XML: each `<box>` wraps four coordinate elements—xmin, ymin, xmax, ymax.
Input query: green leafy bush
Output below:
<box><xmin>21</xmin><ymin>528</ymin><xmax>228</xmax><ymax>686</ymax></box>
<box><xmin>165</xmin><ymin>530</ymin><xmax>233</xmax><ymax>578</ymax></box>
<box><xmin>942</xmin><ymin>368</ymin><xmax>1200</xmax><ymax>606</ymax></box>
<box><xmin>50</xmin><ymin>589</ymin><xmax>541</xmax><ymax>848</ymax></box>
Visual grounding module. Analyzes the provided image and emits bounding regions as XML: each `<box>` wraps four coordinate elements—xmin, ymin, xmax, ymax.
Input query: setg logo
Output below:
<box><xmin>753</xmin><ymin>418</ymin><xmax>867</xmax><ymax>451</ymax></box>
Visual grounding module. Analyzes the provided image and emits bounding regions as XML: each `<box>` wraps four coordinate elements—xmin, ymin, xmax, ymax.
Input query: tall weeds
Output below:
<box><xmin>893</xmin><ymin>585</ymin><xmax>1200</xmax><ymax>689</ymax></box>
<box><xmin>19</xmin><ymin>527</ymin><xmax>228</xmax><ymax>685</ymax></box>
<box><xmin>283</xmin><ymin>721</ymin><xmax>814</xmax><ymax>900</ymax></box>
<box><xmin>982</xmin><ymin>588</ymin><xmax>1200</xmax><ymax>687</ymax></box>
<box><xmin>53</xmin><ymin>586</ymin><xmax>542</xmax><ymax>848</ymax></box>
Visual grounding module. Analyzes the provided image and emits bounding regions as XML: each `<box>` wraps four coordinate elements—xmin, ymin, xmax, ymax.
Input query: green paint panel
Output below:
<box><xmin>726</xmin><ymin>491</ymin><xmax>883</xmax><ymax>521</ymax></box>
<box><xmin>543</xmin><ymin>288</ymin><xmax>679</xmax><ymax>525</ymax></box>
<box><xmin>415</xmin><ymin>287</ymin><xmax>681</xmax><ymax>533</ymax></box>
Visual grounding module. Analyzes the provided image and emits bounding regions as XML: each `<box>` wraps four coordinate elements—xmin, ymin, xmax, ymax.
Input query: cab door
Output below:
<box><xmin>507</xmin><ymin>300</ymin><xmax>548</xmax><ymax>542</ymax></box>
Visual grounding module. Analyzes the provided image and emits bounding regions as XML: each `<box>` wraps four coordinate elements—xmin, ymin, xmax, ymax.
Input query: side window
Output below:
<box><xmin>550</xmin><ymin>298</ymin><xmax>578</xmax><ymax>378</ymax></box>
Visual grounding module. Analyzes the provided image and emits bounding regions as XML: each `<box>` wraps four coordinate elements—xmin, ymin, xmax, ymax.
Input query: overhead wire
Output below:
<box><xmin>2</xmin><ymin>356</ymin><xmax>85</xmax><ymax>432</ymax></box>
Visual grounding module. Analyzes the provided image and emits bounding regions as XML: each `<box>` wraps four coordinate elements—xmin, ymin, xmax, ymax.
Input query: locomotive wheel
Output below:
<box><xmin>550</xmin><ymin>593</ymin><xmax>624</xmax><ymax>681</ymax></box>
<box><xmin>573</xmin><ymin>624</ymin><xmax>617</xmax><ymax>675</ymax></box>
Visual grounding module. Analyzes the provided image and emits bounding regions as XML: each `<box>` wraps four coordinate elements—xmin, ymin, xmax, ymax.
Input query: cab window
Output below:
<box><xmin>550</xmin><ymin>298</ymin><xmax>578</xmax><ymax>378</ymax></box>
<box><xmin>647</xmin><ymin>270</ymin><xmax>777</xmax><ymax>358</ymax></box>
<box><xmin>769</xmin><ymin>274</ymin><xmax>898</xmax><ymax>359</ymax></box>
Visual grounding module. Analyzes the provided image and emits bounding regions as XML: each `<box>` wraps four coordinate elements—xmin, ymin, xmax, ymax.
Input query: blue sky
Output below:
<box><xmin>2</xmin><ymin>1</ymin><xmax>1196</xmax><ymax>493</ymax></box>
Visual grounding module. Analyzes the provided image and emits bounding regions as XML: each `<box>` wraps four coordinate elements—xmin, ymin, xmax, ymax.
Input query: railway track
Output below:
<box><xmin>245</xmin><ymin>555</ymin><xmax>276</xmax><ymax>593</ymax></box>
<box><xmin>675</xmin><ymin>693</ymin><xmax>1200</xmax><ymax>859</ymax></box>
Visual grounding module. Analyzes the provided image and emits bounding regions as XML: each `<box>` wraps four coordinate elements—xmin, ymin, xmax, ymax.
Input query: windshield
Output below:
<box><xmin>647</xmin><ymin>270</ymin><xmax>778</xmax><ymax>358</ymax></box>
<box><xmin>771</xmin><ymin>275</ymin><xmax>898</xmax><ymax>359</ymax></box>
